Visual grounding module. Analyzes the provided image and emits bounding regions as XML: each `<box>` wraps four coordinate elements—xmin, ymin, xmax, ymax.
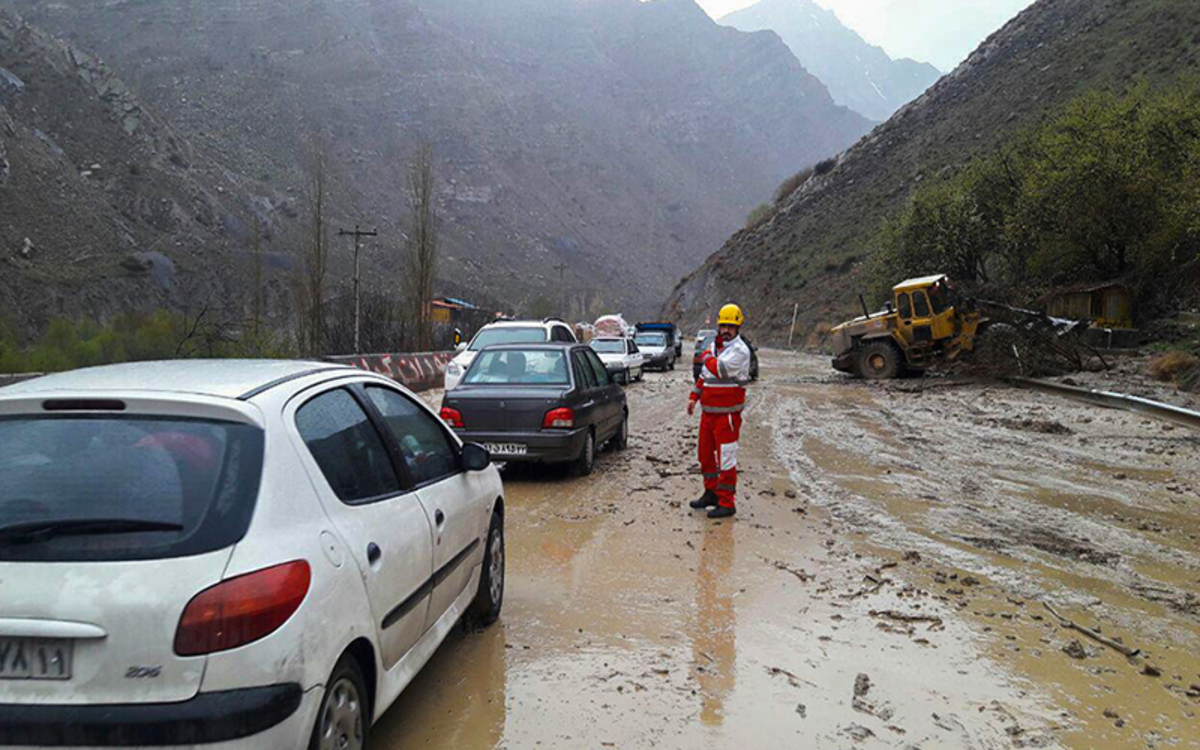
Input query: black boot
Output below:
<box><xmin>707</xmin><ymin>505</ymin><xmax>736</xmax><ymax>519</ymax></box>
<box><xmin>689</xmin><ymin>490</ymin><xmax>719</xmax><ymax>509</ymax></box>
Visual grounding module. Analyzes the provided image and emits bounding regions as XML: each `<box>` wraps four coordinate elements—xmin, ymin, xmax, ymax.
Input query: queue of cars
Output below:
<box><xmin>0</xmin><ymin>318</ymin><xmax>701</xmax><ymax>749</ymax></box>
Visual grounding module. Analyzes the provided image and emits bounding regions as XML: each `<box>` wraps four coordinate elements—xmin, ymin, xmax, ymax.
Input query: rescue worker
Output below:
<box><xmin>688</xmin><ymin>304</ymin><xmax>752</xmax><ymax>519</ymax></box>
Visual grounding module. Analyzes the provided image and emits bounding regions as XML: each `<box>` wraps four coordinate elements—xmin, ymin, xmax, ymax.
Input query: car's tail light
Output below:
<box><xmin>174</xmin><ymin>561</ymin><xmax>311</xmax><ymax>656</ymax></box>
<box><xmin>440</xmin><ymin>407</ymin><xmax>465</xmax><ymax>428</ymax></box>
<box><xmin>543</xmin><ymin>407</ymin><xmax>574</xmax><ymax>429</ymax></box>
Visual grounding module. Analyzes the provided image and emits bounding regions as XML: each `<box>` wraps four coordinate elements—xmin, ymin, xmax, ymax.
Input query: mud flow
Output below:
<box><xmin>382</xmin><ymin>352</ymin><xmax>1199</xmax><ymax>748</ymax></box>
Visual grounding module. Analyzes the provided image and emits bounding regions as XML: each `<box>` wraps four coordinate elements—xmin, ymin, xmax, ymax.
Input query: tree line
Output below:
<box><xmin>867</xmin><ymin>81</ymin><xmax>1200</xmax><ymax>321</ymax></box>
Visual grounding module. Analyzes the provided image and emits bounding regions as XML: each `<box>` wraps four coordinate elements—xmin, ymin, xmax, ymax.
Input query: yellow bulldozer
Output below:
<box><xmin>830</xmin><ymin>273</ymin><xmax>1098</xmax><ymax>379</ymax></box>
<box><xmin>831</xmin><ymin>275</ymin><xmax>983</xmax><ymax>379</ymax></box>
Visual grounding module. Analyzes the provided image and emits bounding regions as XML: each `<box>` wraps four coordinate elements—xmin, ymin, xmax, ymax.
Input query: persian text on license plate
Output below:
<box><xmin>484</xmin><ymin>443</ymin><xmax>527</xmax><ymax>456</ymax></box>
<box><xmin>0</xmin><ymin>637</ymin><xmax>72</xmax><ymax>680</ymax></box>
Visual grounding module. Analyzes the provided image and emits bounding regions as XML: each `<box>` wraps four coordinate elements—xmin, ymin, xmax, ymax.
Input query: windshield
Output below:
<box><xmin>590</xmin><ymin>339</ymin><xmax>625</xmax><ymax>354</ymax></box>
<box><xmin>634</xmin><ymin>333</ymin><xmax>666</xmax><ymax>347</ymax></box>
<box><xmin>463</xmin><ymin>349</ymin><xmax>570</xmax><ymax>385</ymax></box>
<box><xmin>0</xmin><ymin>416</ymin><xmax>264</xmax><ymax>562</ymax></box>
<box><xmin>469</xmin><ymin>327</ymin><xmax>547</xmax><ymax>351</ymax></box>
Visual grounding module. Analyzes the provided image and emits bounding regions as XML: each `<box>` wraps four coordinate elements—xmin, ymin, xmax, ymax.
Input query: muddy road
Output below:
<box><xmin>381</xmin><ymin>351</ymin><xmax>1199</xmax><ymax>749</ymax></box>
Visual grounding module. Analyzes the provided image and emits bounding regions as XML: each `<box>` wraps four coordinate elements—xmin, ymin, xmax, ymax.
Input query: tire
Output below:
<box><xmin>612</xmin><ymin>412</ymin><xmax>629</xmax><ymax>451</ymax></box>
<box><xmin>668</xmin><ymin>358</ymin><xmax>675</xmax><ymax>371</ymax></box>
<box><xmin>857</xmin><ymin>341</ymin><xmax>901</xmax><ymax>380</ymax></box>
<box><xmin>467</xmin><ymin>511</ymin><xmax>505</xmax><ymax>627</ymax></box>
<box><xmin>572</xmin><ymin>429</ymin><xmax>596</xmax><ymax>477</ymax></box>
<box><xmin>635</xmin><ymin>367</ymin><xmax>644</xmax><ymax>382</ymax></box>
<box><xmin>620</xmin><ymin>368</ymin><xmax>630</xmax><ymax>385</ymax></box>
<box><xmin>309</xmin><ymin>655</ymin><xmax>369</xmax><ymax>750</ymax></box>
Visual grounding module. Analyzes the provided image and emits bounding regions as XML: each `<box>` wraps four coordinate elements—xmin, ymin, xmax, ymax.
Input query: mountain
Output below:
<box><xmin>720</xmin><ymin>0</ymin><xmax>941</xmax><ymax>121</ymax></box>
<box><xmin>0</xmin><ymin>9</ymin><xmax>272</xmax><ymax>334</ymax></box>
<box><xmin>665</xmin><ymin>0</ymin><xmax>1200</xmax><ymax>339</ymax></box>
<box><xmin>3</xmin><ymin>0</ymin><xmax>871</xmax><ymax>324</ymax></box>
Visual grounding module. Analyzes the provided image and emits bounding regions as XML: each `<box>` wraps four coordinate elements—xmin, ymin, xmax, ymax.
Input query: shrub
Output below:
<box><xmin>1149</xmin><ymin>350</ymin><xmax>1200</xmax><ymax>384</ymax></box>
<box><xmin>813</xmin><ymin>157</ymin><xmax>837</xmax><ymax>176</ymax></box>
<box><xmin>746</xmin><ymin>203</ymin><xmax>774</xmax><ymax>230</ymax></box>
<box><xmin>774</xmin><ymin>167</ymin><xmax>814</xmax><ymax>204</ymax></box>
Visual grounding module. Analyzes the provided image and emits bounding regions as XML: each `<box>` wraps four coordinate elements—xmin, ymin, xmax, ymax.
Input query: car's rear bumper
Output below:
<box><xmin>455</xmin><ymin>427</ymin><xmax>589</xmax><ymax>463</ymax></box>
<box><xmin>0</xmin><ymin>683</ymin><xmax>315</xmax><ymax>748</ymax></box>
<box><xmin>643</xmin><ymin>353</ymin><xmax>672</xmax><ymax>369</ymax></box>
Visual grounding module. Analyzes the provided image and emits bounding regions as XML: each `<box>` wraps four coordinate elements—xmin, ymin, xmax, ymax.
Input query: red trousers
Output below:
<box><xmin>698</xmin><ymin>411</ymin><xmax>742</xmax><ymax>509</ymax></box>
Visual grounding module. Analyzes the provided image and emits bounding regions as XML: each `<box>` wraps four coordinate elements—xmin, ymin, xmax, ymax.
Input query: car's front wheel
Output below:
<box><xmin>468</xmin><ymin>511</ymin><xmax>504</xmax><ymax>626</ymax></box>
<box><xmin>309</xmin><ymin>656</ymin><xmax>369</xmax><ymax>750</ymax></box>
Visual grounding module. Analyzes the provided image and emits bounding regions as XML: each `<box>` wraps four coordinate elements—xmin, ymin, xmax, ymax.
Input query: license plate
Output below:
<box><xmin>0</xmin><ymin>638</ymin><xmax>73</xmax><ymax>680</ymax></box>
<box><xmin>484</xmin><ymin>442</ymin><xmax>527</xmax><ymax>456</ymax></box>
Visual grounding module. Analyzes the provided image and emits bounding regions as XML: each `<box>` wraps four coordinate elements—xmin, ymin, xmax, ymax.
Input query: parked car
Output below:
<box><xmin>439</xmin><ymin>343</ymin><xmax>628</xmax><ymax>476</ymax></box>
<box><xmin>590</xmin><ymin>337</ymin><xmax>645</xmax><ymax>383</ymax></box>
<box><xmin>444</xmin><ymin>318</ymin><xmax>577</xmax><ymax>390</ymax></box>
<box><xmin>692</xmin><ymin>334</ymin><xmax>759</xmax><ymax>381</ymax></box>
<box><xmin>0</xmin><ymin>360</ymin><xmax>505</xmax><ymax>749</ymax></box>
<box><xmin>632</xmin><ymin>329</ymin><xmax>674</xmax><ymax>371</ymax></box>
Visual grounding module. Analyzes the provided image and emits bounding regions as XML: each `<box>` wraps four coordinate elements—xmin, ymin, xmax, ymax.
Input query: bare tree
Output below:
<box><xmin>404</xmin><ymin>144</ymin><xmax>440</xmax><ymax>352</ymax></box>
<box><xmin>293</xmin><ymin>138</ymin><xmax>331</xmax><ymax>356</ymax></box>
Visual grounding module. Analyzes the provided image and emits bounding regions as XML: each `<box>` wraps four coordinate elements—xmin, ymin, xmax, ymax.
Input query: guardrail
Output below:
<box><xmin>327</xmin><ymin>352</ymin><xmax>455</xmax><ymax>393</ymax></box>
<box><xmin>1009</xmin><ymin>377</ymin><xmax>1200</xmax><ymax>431</ymax></box>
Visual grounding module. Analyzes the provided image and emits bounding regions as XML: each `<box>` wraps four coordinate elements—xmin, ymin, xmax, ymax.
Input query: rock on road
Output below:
<box><xmin>379</xmin><ymin>351</ymin><xmax>1199</xmax><ymax>749</ymax></box>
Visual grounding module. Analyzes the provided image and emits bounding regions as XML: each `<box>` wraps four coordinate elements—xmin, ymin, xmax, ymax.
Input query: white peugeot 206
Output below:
<box><xmin>0</xmin><ymin>360</ymin><xmax>505</xmax><ymax>750</ymax></box>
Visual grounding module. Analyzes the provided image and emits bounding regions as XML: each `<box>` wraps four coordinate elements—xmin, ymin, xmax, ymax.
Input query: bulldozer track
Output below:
<box><xmin>1009</xmin><ymin>376</ymin><xmax>1200</xmax><ymax>431</ymax></box>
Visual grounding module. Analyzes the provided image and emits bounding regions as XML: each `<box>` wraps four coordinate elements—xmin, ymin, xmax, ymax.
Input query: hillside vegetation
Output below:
<box><xmin>664</xmin><ymin>0</ymin><xmax>1200</xmax><ymax>340</ymax></box>
<box><xmin>870</xmin><ymin>83</ymin><xmax>1200</xmax><ymax>320</ymax></box>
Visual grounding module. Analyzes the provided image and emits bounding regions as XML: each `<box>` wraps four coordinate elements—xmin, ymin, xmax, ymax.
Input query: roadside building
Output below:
<box><xmin>1045</xmin><ymin>282</ymin><xmax>1133</xmax><ymax>329</ymax></box>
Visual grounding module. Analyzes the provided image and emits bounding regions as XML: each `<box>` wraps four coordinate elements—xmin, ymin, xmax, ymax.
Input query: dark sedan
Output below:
<box><xmin>439</xmin><ymin>343</ymin><xmax>628</xmax><ymax>476</ymax></box>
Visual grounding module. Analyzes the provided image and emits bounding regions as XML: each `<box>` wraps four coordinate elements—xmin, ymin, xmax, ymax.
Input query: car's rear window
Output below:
<box><xmin>0</xmin><ymin>416</ymin><xmax>264</xmax><ymax>562</ymax></box>
<box><xmin>591</xmin><ymin>339</ymin><xmax>625</xmax><ymax>354</ymax></box>
<box><xmin>464</xmin><ymin>350</ymin><xmax>570</xmax><ymax>385</ymax></box>
<box><xmin>468</xmin><ymin>327</ymin><xmax>547</xmax><ymax>351</ymax></box>
<box><xmin>634</xmin><ymin>333</ymin><xmax>665</xmax><ymax>347</ymax></box>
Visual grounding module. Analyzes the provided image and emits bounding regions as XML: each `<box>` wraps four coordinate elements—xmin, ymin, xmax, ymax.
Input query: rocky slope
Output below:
<box><xmin>665</xmin><ymin>0</ymin><xmax>1200</xmax><ymax>339</ymax></box>
<box><xmin>721</xmin><ymin>0</ymin><xmax>940</xmax><ymax>121</ymax></box>
<box><xmin>5</xmin><ymin>0</ymin><xmax>870</xmax><ymax>322</ymax></box>
<box><xmin>0</xmin><ymin>10</ymin><xmax>275</xmax><ymax>335</ymax></box>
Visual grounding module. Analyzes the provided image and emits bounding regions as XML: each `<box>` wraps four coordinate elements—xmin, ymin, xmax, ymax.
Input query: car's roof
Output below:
<box><xmin>476</xmin><ymin>342</ymin><xmax>578</xmax><ymax>350</ymax></box>
<box><xmin>0</xmin><ymin>360</ymin><xmax>352</xmax><ymax>400</ymax></box>
<box><xmin>482</xmin><ymin>319</ymin><xmax>564</xmax><ymax>329</ymax></box>
<box><xmin>894</xmin><ymin>274</ymin><xmax>948</xmax><ymax>292</ymax></box>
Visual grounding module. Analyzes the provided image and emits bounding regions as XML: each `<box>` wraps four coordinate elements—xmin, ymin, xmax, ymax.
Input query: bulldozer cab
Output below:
<box><xmin>893</xmin><ymin>275</ymin><xmax>957</xmax><ymax>346</ymax></box>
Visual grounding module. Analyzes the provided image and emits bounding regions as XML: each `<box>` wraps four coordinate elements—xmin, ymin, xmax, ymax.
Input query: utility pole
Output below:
<box><xmin>553</xmin><ymin>262</ymin><xmax>568</xmax><ymax>318</ymax></box>
<box><xmin>339</xmin><ymin>225</ymin><xmax>378</xmax><ymax>354</ymax></box>
<box><xmin>788</xmin><ymin>303</ymin><xmax>799</xmax><ymax>348</ymax></box>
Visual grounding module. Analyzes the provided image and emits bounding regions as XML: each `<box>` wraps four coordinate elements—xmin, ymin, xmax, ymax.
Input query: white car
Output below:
<box><xmin>0</xmin><ymin>360</ymin><xmax>505</xmax><ymax>749</ymax></box>
<box><xmin>444</xmin><ymin>319</ymin><xmax>577</xmax><ymax>390</ymax></box>
<box><xmin>590</xmin><ymin>337</ymin><xmax>645</xmax><ymax>384</ymax></box>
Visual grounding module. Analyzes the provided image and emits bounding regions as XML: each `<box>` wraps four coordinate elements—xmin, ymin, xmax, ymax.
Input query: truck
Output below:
<box><xmin>635</xmin><ymin>322</ymin><xmax>682</xmax><ymax>358</ymax></box>
<box><xmin>831</xmin><ymin>274</ymin><xmax>1088</xmax><ymax>379</ymax></box>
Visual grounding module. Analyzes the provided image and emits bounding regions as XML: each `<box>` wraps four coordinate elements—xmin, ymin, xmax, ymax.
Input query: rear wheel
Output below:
<box><xmin>857</xmin><ymin>341</ymin><xmax>901</xmax><ymax>380</ymax></box>
<box><xmin>467</xmin><ymin>511</ymin><xmax>504</xmax><ymax>626</ymax></box>
<box><xmin>612</xmin><ymin>412</ymin><xmax>629</xmax><ymax>451</ymax></box>
<box><xmin>635</xmin><ymin>367</ymin><xmax>644</xmax><ymax>382</ymax></box>
<box><xmin>309</xmin><ymin>656</ymin><xmax>369</xmax><ymax>750</ymax></box>
<box><xmin>572</xmin><ymin>429</ymin><xmax>596</xmax><ymax>477</ymax></box>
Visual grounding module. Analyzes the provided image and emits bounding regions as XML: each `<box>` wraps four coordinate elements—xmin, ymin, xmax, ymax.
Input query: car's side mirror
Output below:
<box><xmin>456</xmin><ymin>342</ymin><xmax>468</xmax><ymax>352</ymax></box>
<box><xmin>462</xmin><ymin>443</ymin><xmax>491</xmax><ymax>472</ymax></box>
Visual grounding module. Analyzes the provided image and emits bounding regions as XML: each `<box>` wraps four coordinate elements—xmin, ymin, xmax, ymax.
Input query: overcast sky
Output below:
<box><xmin>697</xmin><ymin>0</ymin><xmax>1037</xmax><ymax>71</ymax></box>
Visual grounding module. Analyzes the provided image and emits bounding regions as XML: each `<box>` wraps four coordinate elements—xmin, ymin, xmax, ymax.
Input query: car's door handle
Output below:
<box><xmin>581</xmin><ymin>401</ymin><xmax>595</xmax><ymax>408</ymax></box>
<box><xmin>367</xmin><ymin>543</ymin><xmax>382</xmax><ymax>564</ymax></box>
<box><xmin>435</xmin><ymin>510</ymin><xmax>446</xmax><ymax>527</ymax></box>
